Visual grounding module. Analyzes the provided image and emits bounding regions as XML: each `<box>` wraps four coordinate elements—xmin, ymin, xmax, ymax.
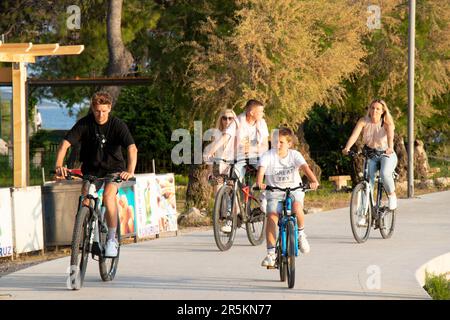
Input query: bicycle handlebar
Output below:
<box><xmin>254</xmin><ymin>183</ymin><xmax>312</xmax><ymax>192</ymax></box>
<box><xmin>210</xmin><ymin>157</ymin><xmax>260</xmax><ymax>164</ymax></box>
<box><xmin>51</xmin><ymin>169</ymin><xmax>136</xmax><ymax>183</ymax></box>
<box><xmin>347</xmin><ymin>149</ymin><xmax>389</xmax><ymax>158</ymax></box>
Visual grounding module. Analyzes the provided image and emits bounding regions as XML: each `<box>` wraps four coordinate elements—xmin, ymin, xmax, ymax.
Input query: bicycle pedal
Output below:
<box><xmin>91</xmin><ymin>242</ymin><xmax>102</xmax><ymax>256</ymax></box>
<box><xmin>266</xmin><ymin>266</ymin><xmax>276</xmax><ymax>270</ymax></box>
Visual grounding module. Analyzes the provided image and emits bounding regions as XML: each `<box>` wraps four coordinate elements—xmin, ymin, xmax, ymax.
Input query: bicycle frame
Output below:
<box><xmin>75</xmin><ymin>180</ymin><xmax>107</xmax><ymax>258</ymax></box>
<box><xmin>278</xmin><ymin>194</ymin><xmax>299</xmax><ymax>257</ymax></box>
<box><xmin>264</xmin><ymin>184</ymin><xmax>308</xmax><ymax>259</ymax></box>
<box><xmin>219</xmin><ymin>158</ymin><xmax>259</xmax><ymax>224</ymax></box>
<box><xmin>360</xmin><ymin>153</ymin><xmax>387</xmax><ymax>219</ymax></box>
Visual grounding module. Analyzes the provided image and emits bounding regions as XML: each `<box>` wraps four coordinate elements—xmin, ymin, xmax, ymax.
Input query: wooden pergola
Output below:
<box><xmin>0</xmin><ymin>42</ymin><xmax>84</xmax><ymax>187</ymax></box>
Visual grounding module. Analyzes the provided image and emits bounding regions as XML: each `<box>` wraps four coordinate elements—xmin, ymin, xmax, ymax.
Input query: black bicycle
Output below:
<box><xmin>348</xmin><ymin>149</ymin><xmax>397</xmax><ymax>243</ymax></box>
<box><xmin>57</xmin><ymin>170</ymin><xmax>134</xmax><ymax>290</ymax></box>
<box><xmin>255</xmin><ymin>183</ymin><xmax>311</xmax><ymax>289</ymax></box>
<box><xmin>211</xmin><ymin>158</ymin><xmax>266</xmax><ymax>251</ymax></box>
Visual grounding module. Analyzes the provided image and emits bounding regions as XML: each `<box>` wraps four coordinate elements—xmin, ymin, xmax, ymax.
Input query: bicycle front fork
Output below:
<box><xmin>279</xmin><ymin>217</ymin><xmax>298</xmax><ymax>257</ymax></box>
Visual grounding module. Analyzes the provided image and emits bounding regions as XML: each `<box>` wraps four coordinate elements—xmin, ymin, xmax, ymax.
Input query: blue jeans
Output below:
<box><xmin>367</xmin><ymin>152</ymin><xmax>398</xmax><ymax>194</ymax></box>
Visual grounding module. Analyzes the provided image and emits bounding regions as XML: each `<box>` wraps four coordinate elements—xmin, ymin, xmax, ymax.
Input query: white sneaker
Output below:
<box><xmin>388</xmin><ymin>194</ymin><xmax>397</xmax><ymax>210</ymax></box>
<box><xmin>357</xmin><ymin>216</ymin><xmax>367</xmax><ymax>227</ymax></box>
<box><xmin>220</xmin><ymin>220</ymin><xmax>232</xmax><ymax>233</ymax></box>
<box><xmin>261</xmin><ymin>253</ymin><xmax>276</xmax><ymax>267</ymax></box>
<box><xmin>104</xmin><ymin>239</ymin><xmax>119</xmax><ymax>257</ymax></box>
<box><xmin>298</xmin><ymin>233</ymin><xmax>310</xmax><ymax>254</ymax></box>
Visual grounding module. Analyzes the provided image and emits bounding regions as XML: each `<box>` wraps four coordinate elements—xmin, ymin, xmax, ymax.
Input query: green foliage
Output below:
<box><xmin>304</xmin><ymin>105</ymin><xmax>356</xmax><ymax>178</ymax></box>
<box><xmin>113</xmin><ymin>86</ymin><xmax>177</xmax><ymax>161</ymax></box>
<box><xmin>0</xmin><ymin>155</ymin><xmax>13</xmax><ymax>187</ymax></box>
<box><xmin>419</xmin><ymin>92</ymin><xmax>450</xmax><ymax>155</ymax></box>
<box><xmin>175</xmin><ymin>174</ymin><xmax>189</xmax><ymax>186</ymax></box>
<box><xmin>345</xmin><ymin>0</ymin><xmax>450</xmax><ymax>136</ymax></box>
<box><xmin>424</xmin><ymin>272</ymin><xmax>450</xmax><ymax>300</ymax></box>
<box><xmin>186</xmin><ymin>0</ymin><xmax>369</xmax><ymax>127</ymax></box>
<box><xmin>29</xmin><ymin>130</ymin><xmax>58</xmax><ymax>151</ymax></box>
<box><xmin>0</xmin><ymin>0</ymin><xmax>159</xmax><ymax>109</ymax></box>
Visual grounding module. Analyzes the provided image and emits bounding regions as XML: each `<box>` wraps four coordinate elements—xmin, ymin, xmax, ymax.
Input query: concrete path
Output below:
<box><xmin>0</xmin><ymin>191</ymin><xmax>449</xmax><ymax>300</ymax></box>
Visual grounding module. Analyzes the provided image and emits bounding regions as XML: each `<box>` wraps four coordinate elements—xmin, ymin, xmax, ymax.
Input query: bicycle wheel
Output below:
<box><xmin>213</xmin><ymin>185</ymin><xmax>237</xmax><ymax>251</ymax></box>
<box><xmin>69</xmin><ymin>207</ymin><xmax>91</xmax><ymax>290</ymax></box>
<box><xmin>245</xmin><ymin>184</ymin><xmax>266</xmax><ymax>246</ymax></box>
<box><xmin>350</xmin><ymin>183</ymin><xmax>372</xmax><ymax>243</ymax></box>
<box><xmin>99</xmin><ymin>215</ymin><xmax>121</xmax><ymax>281</ymax></box>
<box><xmin>277</xmin><ymin>239</ymin><xmax>286</xmax><ymax>282</ymax></box>
<box><xmin>377</xmin><ymin>186</ymin><xmax>396</xmax><ymax>239</ymax></box>
<box><xmin>286</xmin><ymin>220</ymin><xmax>296</xmax><ymax>289</ymax></box>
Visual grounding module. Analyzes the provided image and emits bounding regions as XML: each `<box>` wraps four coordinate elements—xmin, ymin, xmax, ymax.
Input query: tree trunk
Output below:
<box><xmin>295</xmin><ymin>123</ymin><xmax>322</xmax><ymax>182</ymax></box>
<box><xmin>414</xmin><ymin>139</ymin><xmax>430</xmax><ymax>179</ymax></box>
<box><xmin>394</xmin><ymin>133</ymin><xmax>408</xmax><ymax>182</ymax></box>
<box><xmin>186</xmin><ymin>163</ymin><xmax>213</xmax><ymax>212</ymax></box>
<box><xmin>349</xmin><ymin>138</ymin><xmax>365</xmax><ymax>186</ymax></box>
<box><xmin>104</xmin><ymin>0</ymin><xmax>134</xmax><ymax>104</ymax></box>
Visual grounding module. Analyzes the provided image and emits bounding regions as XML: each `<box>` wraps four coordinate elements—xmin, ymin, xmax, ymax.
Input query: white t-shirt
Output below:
<box><xmin>215</xmin><ymin>124</ymin><xmax>237</xmax><ymax>174</ymax></box>
<box><xmin>209</xmin><ymin>123</ymin><xmax>236</xmax><ymax>162</ymax></box>
<box><xmin>234</xmin><ymin>112</ymin><xmax>269</xmax><ymax>159</ymax></box>
<box><xmin>258</xmin><ymin>149</ymin><xmax>307</xmax><ymax>198</ymax></box>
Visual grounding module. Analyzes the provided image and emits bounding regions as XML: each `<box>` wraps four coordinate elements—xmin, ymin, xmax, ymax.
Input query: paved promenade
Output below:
<box><xmin>0</xmin><ymin>191</ymin><xmax>448</xmax><ymax>300</ymax></box>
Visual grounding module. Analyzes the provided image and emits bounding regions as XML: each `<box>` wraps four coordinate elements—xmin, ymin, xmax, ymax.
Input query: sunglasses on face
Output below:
<box><xmin>222</xmin><ymin>116</ymin><xmax>234</xmax><ymax>121</ymax></box>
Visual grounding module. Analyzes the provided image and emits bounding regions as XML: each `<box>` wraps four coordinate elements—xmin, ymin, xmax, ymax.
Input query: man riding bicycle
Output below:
<box><xmin>205</xmin><ymin>99</ymin><xmax>269</xmax><ymax>232</ymax></box>
<box><xmin>54</xmin><ymin>92</ymin><xmax>138</xmax><ymax>258</ymax></box>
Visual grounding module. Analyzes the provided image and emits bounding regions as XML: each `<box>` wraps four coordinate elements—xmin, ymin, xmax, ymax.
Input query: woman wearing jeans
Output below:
<box><xmin>342</xmin><ymin>99</ymin><xmax>398</xmax><ymax>210</ymax></box>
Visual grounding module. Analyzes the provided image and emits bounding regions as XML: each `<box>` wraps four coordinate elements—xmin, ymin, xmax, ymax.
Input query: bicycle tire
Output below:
<box><xmin>286</xmin><ymin>220</ymin><xmax>296</xmax><ymax>289</ymax></box>
<box><xmin>213</xmin><ymin>185</ymin><xmax>237</xmax><ymax>251</ymax></box>
<box><xmin>350</xmin><ymin>183</ymin><xmax>372</xmax><ymax>243</ymax></box>
<box><xmin>99</xmin><ymin>215</ymin><xmax>121</xmax><ymax>281</ymax></box>
<box><xmin>69</xmin><ymin>207</ymin><xmax>90</xmax><ymax>290</ymax></box>
<box><xmin>378</xmin><ymin>186</ymin><xmax>396</xmax><ymax>239</ymax></box>
<box><xmin>277</xmin><ymin>239</ymin><xmax>286</xmax><ymax>282</ymax></box>
<box><xmin>245</xmin><ymin>184</ymin><xmax>266</xmax><ymax>246</ymax></box>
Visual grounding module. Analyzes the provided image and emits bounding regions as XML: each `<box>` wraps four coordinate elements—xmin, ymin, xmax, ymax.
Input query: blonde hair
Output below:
<box><xmin>366</xmin><ymin>99</ymin><xmax>394</xmax><ymax>127</ymax></box>
<box><xmin>215</xmin><ymin>109</ymin><xmax>238</xmax><ymax>132</ymax></box>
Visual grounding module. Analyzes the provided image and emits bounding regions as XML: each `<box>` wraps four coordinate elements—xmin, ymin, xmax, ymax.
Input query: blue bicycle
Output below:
<box><xmin>255</xmin><ymin>183</ymin><xmax>311</xmax><ymax>289</ymax></box>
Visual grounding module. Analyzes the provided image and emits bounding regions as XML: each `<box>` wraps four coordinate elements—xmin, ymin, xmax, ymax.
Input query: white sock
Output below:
<box><xmin>267</xmin><ymin>247</ymin><xmax>275</xmax><ymax>255</ymax></box>
<box><xmin>298</xmin><ymin>228</ymin><xmax>305</xmax><ymax>237</ymax></box>
<box><xmin>107</xmin><ymin>228</ymin><xmax>116</xmax><ymax>241</ymax></box>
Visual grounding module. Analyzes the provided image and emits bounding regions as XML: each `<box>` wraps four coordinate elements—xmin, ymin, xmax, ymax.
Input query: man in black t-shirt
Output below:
<box><xmin>55</xmin><ymin>92</ymin><xmax>138</xmax><ymax>257</ymax></box>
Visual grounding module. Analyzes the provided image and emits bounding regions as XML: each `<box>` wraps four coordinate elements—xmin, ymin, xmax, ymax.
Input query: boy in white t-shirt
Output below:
<box><xmin>256</xmin><ymin>127</ymin><xmax>319</xmax><ymax>268</ymax></box>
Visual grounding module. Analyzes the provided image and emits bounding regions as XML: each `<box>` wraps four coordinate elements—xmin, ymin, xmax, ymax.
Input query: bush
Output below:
<box><xmin>424</xmin><ymin>272</ymin><xmax>450</xmax><ymax>300</ymax></box>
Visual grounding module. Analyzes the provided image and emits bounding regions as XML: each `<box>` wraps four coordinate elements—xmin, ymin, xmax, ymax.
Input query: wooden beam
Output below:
<box><xmin>27</xmin><ymin>43</ymin><xmax>59</xmax><ymax>54</ymax></box>
<box><xmin>0</xmin><ymin>53</ymin><xmax>36</xmax><ymax>63</ymax></box>
<box><xmin>0</xmin><ymin>42</ymin><xmax>32</xmax><ymax>52</ymax></box>
<box><xmin>12</xmin><ymin>62</ymin><xmax>28</xmax><ymax>187</ymax></box>
<box><xmin>26</xmin><ymin>45</ymin><xmax>84</xmax><ymax>57</ymax></box>
<box><xmin>52</xmin><ymin>45</ymin><xmax>84</xmax><ymax>55</ymax></box>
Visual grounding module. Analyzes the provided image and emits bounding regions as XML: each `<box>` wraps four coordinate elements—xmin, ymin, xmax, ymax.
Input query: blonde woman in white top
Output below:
<box><xmin>342</xmin><ymin>99</ymin><xmax>398</xmax><ymax>210</ymax></box>
<box><xmin>204</xmin><ymin>109</ymin><xmax>238</xmax><ymax>192</ymax></box>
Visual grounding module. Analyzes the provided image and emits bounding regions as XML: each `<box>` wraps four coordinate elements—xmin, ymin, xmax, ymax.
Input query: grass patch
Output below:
<box><xmin>175</xmin><ymin>174</ymin><xmax>189</xmax><ymax>186</ymax></box>
<box><xmin>424</xmin><ymin>272</ymin><xmax>450</xmax><ymax>300</ymax></box>
<box><xmin>304</xmin><ymin>180</ymin><xmax>351</xmax><ymax>211</ymax></box>
<box><xmin>428</xmin><ymin>158</ymin><xmax>450</xmax><ymax>179</ymax></box>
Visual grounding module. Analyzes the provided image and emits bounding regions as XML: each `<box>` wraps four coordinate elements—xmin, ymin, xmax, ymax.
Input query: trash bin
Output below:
<box><xmin>41</xmin><ymin>180</ymin><xmax>83</xmax><ymax>247</ymax></box>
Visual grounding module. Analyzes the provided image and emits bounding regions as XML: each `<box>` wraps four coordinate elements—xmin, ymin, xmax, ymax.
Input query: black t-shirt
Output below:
<box><xmin>64</xmin><ymin>114</ymin><xmax>135</xmax><ymax>176</ymax></box>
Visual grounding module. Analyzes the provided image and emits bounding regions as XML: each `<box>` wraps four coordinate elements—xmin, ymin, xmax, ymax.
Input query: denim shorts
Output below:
<box><xmin>265</xmin><ymin>190</ymin><xmax>305</xmax><ymax>214</ymax></box>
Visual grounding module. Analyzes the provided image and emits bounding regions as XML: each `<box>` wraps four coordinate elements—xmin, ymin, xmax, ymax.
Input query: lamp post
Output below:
<box><xmin>407</xmin><ymin>0</ymin><xmax>416</xmax><ymax>198</ymax></box>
